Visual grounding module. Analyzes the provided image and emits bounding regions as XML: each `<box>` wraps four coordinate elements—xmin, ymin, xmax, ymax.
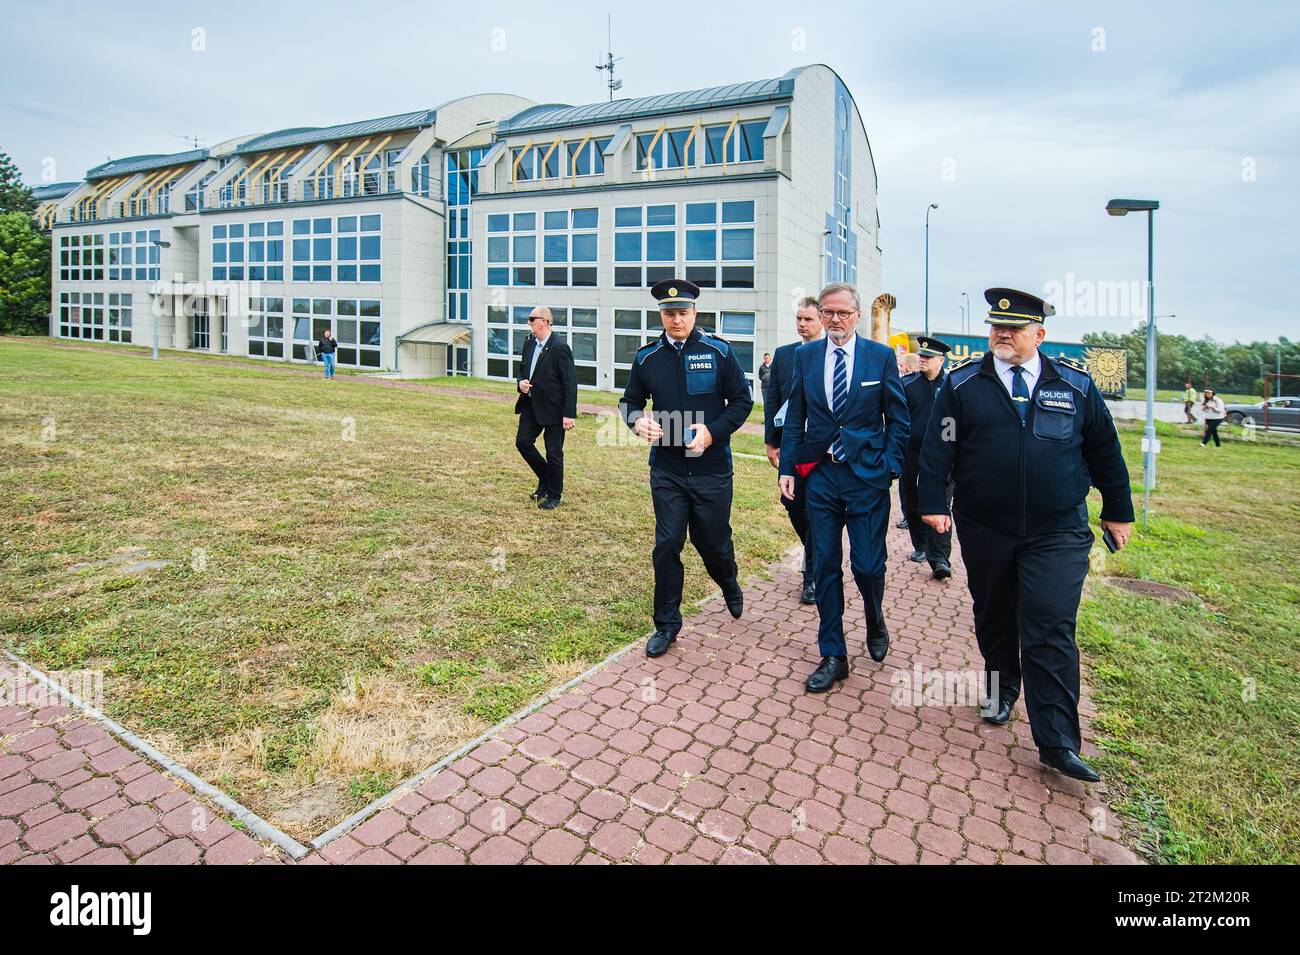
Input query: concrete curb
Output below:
<box><xmin>2</xmin><ymin>649</ymin><xmax>311</xmax><ymax>861</ymax></box>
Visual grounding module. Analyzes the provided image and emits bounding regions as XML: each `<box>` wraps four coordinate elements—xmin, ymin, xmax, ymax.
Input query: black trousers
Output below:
<box><xmin>1202</xmin><ymin>417</ymin><xmax>1222</xmax><ymax>446</ymax></box>
<box><xmin>516</xmin><ymin>404</ymin><xmax>565</xmax><ymax>497</ymax></box>
<box><xmin>779</xmin><ymin>473</ymin><xmax>815</xmax><ymax>584</ymax></box>
<box><xmin>650</xmin><ymin>469</ymin><xmax>738</xmax><ymax>636</ymax></box>
<box><xmin>954</xmin><ymin>512</ymin><xmax>1092</xmax><ymax>753</ymax></box>
<box><xmin>901</xmin><ymin>462</ymin><xmax>953</xmax><ymax>566</ymax></box>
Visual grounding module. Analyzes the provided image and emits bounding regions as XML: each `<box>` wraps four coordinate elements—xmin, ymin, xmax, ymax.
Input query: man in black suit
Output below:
<box><xmin>764</xmin><ymin>295</ymin><xmax>824</xmax><ymax>604</ymax></box>
<box><xmin>515</xmin><ymin>306</ymin><xmax>577</xmax><ymax>510</ymax></box>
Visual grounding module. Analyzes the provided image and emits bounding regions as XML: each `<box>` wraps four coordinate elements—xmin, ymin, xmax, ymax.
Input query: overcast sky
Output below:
<box><xmin>3</xmin><ymin>0</ymin><xmax>1296</xmax><ymax>342</ymax></box>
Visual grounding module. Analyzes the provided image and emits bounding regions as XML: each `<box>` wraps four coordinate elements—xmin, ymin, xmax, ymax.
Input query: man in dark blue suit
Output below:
<box><xmin>763</xmin><ymin>295</ymin><xmax>824</xmax><ymax>604</ymax></box>
<box><xmin>779</xmin><ymin>283</ymin><xmax>910</xmax><ymax>693</ymax></box>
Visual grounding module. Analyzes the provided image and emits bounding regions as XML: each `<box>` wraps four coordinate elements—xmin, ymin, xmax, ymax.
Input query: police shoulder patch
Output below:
<box><xmin>901</xmin><ymin>371</ymin><xmax>920</xmax><ymax>386</ymax></box>
<box><xmin>1057</xmin><ymin>355</ymin><xmax>1089</xmax><ymax>374</ymax></box>
<box><xmin>946</xmin><ymin>354</ymin><xmax>976</xmax><ymax>372</ymax></box>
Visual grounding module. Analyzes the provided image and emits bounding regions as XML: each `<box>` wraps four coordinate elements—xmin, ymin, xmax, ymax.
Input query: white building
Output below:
<box><xmin>45</xmin><ymin>65</ymin><xmax>880</xmax><ymax>389</ymax></box>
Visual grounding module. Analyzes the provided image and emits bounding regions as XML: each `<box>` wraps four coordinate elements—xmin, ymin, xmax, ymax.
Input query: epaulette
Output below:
<box><xmin>696</xmin><ymin>332</ymin><xmax>732</xmax><ymax>357</ymax></box>
<box><xmin>1053</xmin><ymin>355</ymin><xmax>1093</xmax><ymax>395</ymax></box>
<box><xmin>946</xmin><ymin>355</ymin><xmax>981</xmax><ymax>389</ymax></box>
<box><xmin>634</xmin><ymin>339</ymin><xmax>664</xmax><ymax>365</ymax></box>
<box><xmin>901</xmin><ymin>371</ymin><xmax>921</xmax><ymax>386</ymax></box>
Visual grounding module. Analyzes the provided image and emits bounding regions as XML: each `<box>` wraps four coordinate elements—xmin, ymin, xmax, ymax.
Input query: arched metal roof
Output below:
<box><xmin>496</xmin><ymin>67</ymin><xmax>808</xmax><ymax>136</ymax></box>
<box><xmin>234</xmin><ymin>109</ymin><xmax>437</xmax><ymax>154</ymax></box>
<box><xmin>30</xmin><ymin>181</ymin><xmax>81</xmax><ymax>201</ymax></box>
<box><xmin>85</xmin><ymin>148</ymin><xmax>209</xmax><ymax>181</ymax></box>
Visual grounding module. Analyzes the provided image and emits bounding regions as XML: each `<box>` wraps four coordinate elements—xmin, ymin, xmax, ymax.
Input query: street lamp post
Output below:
<box><xmin>1106</xmin><ymin>198</ymin><xmax>1160</xmax><ymax>529</ymax></box>
<box><xmin>961</xmin><ymin>291</ymin><xmax>970</xmax><ymax>335</ymax></box>
<box><xmin>924</xmin><ymin>203</ymin><xmax>938</xmax><ymax>336</ymax></box>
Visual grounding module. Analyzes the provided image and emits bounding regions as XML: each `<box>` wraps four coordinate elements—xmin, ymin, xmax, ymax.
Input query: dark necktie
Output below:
<box><xmin>830</xmin><ymin>347</ymin><xmax>848</xmax><ymax>460</ymax></box>
<box><xmin>1011</xmin><ymin>365</ymin><xmax>1029</xmax><ymax>422</ymax></box>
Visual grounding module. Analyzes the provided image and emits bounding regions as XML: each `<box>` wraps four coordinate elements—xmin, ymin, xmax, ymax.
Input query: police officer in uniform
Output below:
<box><xmin>620</xmin><ymin>278</ymin><xmax>753</xmax><ymax>658</ymax></box>
<box><xmin>901</xmin><ymin>336</ymin><xmax>953</xmax><ymax>579</ymax></box>
<box><xmin>918</xmin><ymin>288</ymin><xmax>1133</xmax><ymax>782</ymax></box>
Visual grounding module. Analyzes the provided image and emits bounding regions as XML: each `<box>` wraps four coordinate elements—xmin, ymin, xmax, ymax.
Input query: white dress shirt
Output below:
<box><xmin>992</xmin><ymin>351</ymin><xmax>1041</xmax><ymax>399</ymax></box>
<box><xmin>528</xmin><ymin>332</ymin><xmax>551</xmax><ymax>378</ymax></box>
<box><xmin>823</xmin><ymin>335</ymin><xmax>858</xmax><ymax>410</ymax></box>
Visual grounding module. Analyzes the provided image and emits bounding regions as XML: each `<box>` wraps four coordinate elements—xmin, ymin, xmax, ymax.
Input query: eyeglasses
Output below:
<box><xmin>818</xmin><ymin>308</ymin><xmax>859</xmax><ymax>320</ymax></box>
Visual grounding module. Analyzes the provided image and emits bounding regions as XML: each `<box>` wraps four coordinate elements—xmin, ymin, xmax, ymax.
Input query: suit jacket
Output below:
<box><xmin>515</xmin><ymin>334</ymin><xmax>577</xmax><ymax>426</ymax></box>
<box><xmin>778</xmin><ymin>334</ymin><xmax>910</xmax><ymax>490</ymax></box>
<box><xmin>762</xmin><ymin>340</ymin><xmax>802</xmax><ymax>447</ymax></box>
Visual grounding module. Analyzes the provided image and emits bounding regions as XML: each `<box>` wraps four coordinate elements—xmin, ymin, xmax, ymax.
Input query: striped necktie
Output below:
<box><xmin>1011</xmin><ymin>364</ymin><xmax>1029</xmax><ymax>422</ymax></box>
<box><xmin>830</xmin><ymin>346</ymin><xmax>848</xmax><ymax>461</ymax></box>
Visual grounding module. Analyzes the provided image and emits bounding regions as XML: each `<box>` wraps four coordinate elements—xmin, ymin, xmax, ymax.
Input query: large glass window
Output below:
<box><xmin>703</xmin><ymin>120</ymin><xmax>767</xmax><ymax>166</ymax></box>
<box><xmin>682</xmin><ymin>200</ymin><xmax>755</xmax><ymax>289</ymax></box>
<box><xmin>486</xmin><ymin>304</ymin><xmax>599</xmax><ymax>387</ymax></box>
<box><xmin>212</xmin><ymin>221</ymin><xmax>283</xmax><ymax>282</ymax></box>
<box><xmin>289</xmin><ymin>214</ymin><xmax>380</xmax><ymax>282</ymax></box>
<box><xmin>246</xmin><ymin>296</ymin><xmax>285</xmax><ymax>359</ymax></box>
<box><xmin>106</xmin><ymin>292</ymin><xmax>132</xmax><ymax>343</ymax></box>
<box><xmin>613</xmin><ymin>204</ymin><xmax>677</xmax><ymax>288</ymax></box>
<box><xmin>59</xmin><ymin>233</ymin><xmax>106</xmax><ymax>281</ymax></box>
<box><xmin>57</xmin><ymin>291</ymin><xmax>105</xmax><ymax>340</ymax></box>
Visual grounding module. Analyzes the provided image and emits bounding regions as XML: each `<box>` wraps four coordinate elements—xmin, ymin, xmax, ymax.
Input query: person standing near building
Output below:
<box><xmin>620</xmin><ymin>279</ymin><xmax>752</xmax><ymax>658</ymax></box>
<box><xmin>515</xmin><ymin>306</ymin><xmax>577</xmax><ymax>510</ymax></box>
<box><xmin>919</xmin><ymin>288</ymin><xmax>1134</xmax><ymax>783</ymax></box>
<box><xmin>1183</xmin><ymin>380</ymin><xmax>1198</xmax><ymax>424</ymax></box>
<box><xmin>763</xmin><ymin>296</ymin><xmax>825</xmax><ymax>604</ymax></box>
<box><xmin>779</xmin><ymin>283</ymin><xmax>910</xmax><ymax>693</ymax></box>
<box><xmin>1200</xmin><ymin>388</ymin><xmax>1226</xmax><ymax>447</ymax></box>
<box><xmin>901</xmin><ymin>336</ymin><xmax>953</xmax><ymax>579</ymax></box>
<box><xmin>318</xmin><ymin>328</ymin><xmax>338</xmax><ymax>379</ymax></box>
<box><xmin>758</xmin><ymin>352</ymin><xmax>773</xmax><ymax>394</ymax></box>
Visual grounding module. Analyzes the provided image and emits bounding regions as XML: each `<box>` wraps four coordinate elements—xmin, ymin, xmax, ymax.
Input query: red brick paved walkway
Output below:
<box><xmin>2</xmin><ymin>524</ymin><xmax>1141</xmax><ymax>865</ymax></box>
<box><xmin>0</xmin><ymin>678</ymin><xmax>285</xmax><ymax>865</ymax></box>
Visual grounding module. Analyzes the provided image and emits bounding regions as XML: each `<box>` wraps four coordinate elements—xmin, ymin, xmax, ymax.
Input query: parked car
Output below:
<box><xmin>1224</xmin><ymin>397</ymin><xmax>1300</xmax><ymax>431</ymax></box>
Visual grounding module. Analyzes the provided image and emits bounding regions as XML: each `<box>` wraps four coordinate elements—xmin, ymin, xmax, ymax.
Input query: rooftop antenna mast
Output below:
<box><xmin>595</xmin><ymin>15</ymin><xmax>623</xmax><ymax>101</ymax></box>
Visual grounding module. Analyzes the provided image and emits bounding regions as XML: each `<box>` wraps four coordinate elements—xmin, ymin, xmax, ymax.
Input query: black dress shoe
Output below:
<box><xmin>979</xmin><ymin>697</ymin><xmax>1014</xmax><ymax>725</ymax></box>
<box><xmin>645</xmin><ymin>630</ymin><xmax>677</xmax><ymax>658</ymax></box>
<box><xmin>804</xmin><ymin>656</ymin><xmax>849</xmax><ymax>693</ymax></box>
<box><xmin>529</xmin><ymin>479</ymin><xmax>546</xmax><ymax>501</ymax></box>
<box><xmin>895</xmin><ymin>516</ymin><xmax>909</xmax><ymax>529</ymax></box>
<box><xmin>866</xmin><ymin>626</ymin><xmax>889</xmax><ymax>663</ymax></box>
<box><xmin>1039</xmin><ymin>748</ymin><xmax>1101</xmax><ymax>782</ymax></box>
<box><xmin>908</xmin><ymin>550</ymin><xmax>928</xmax><ymax>563</ymax></box>
<box><xmin>538</xmin><ymin>496</ymin><xmax>561</xmax><ymax>510</ymax></box>
<box><xmin>932</xmin><ymin>560</ymin><xmax>952</xmax><ymax>580</ymax></box>
<box><xmin>799</xmin><ymin>581</ymin><xmax>816</xmax><ymax>605</ymax></box>
<box><xmin>723</xmin><ymin>584</ymin><xmax>743</xmax><ymax>619</ymax></box>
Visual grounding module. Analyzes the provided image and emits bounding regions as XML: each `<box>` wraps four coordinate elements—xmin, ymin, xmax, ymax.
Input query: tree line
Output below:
<box><xmin>0</xmin><ymin>149</ymin><xmax>51</xmax><ymax>336</ymax></box>
<box><xmin>1082</xmin><ymin>326</ymin><xmax>1298</xmax><ymax>397</ymax></box>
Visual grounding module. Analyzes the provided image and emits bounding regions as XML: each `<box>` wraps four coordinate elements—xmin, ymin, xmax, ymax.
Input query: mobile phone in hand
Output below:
<box><xmin>1102</xmin><ymin>527</ymin><xmax>1119</xmax><ymax>553</ymax></box>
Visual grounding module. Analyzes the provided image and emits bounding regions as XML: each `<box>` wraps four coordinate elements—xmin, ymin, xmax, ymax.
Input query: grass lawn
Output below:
<box><xmin>0</xmin><ymin>337</ymin><xmax>793</xmax><ymax>838</ymax></box>
<box><xmin>1079</xmin><ymin>418</ymin><xmax>1299</xmax><ymax>863</ymax></box>
<box><xmin>1125</xmin><ymin>386</ymin><xmax>1265</xmax><ymax>405</ymax></box>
